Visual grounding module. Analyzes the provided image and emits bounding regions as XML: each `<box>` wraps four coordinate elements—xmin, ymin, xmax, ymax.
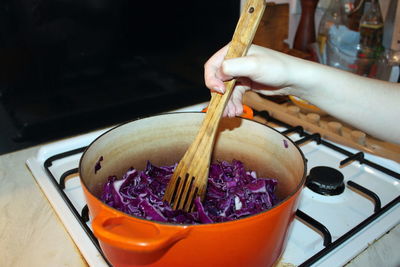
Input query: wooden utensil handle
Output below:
<box><xmin>185</xmin><ymin>0</ymin><xmax>265</xmax><ymax>168</ymax></box>
<box><xmin>225</xmin><ymin>0</ymin><xmax>266</xmax><ymax>60</ymax></box>
<box><xmin>163</xmin><ymin>0</ymin><xmax>266</xmax><ymax>210</ymax></box>
<box><xmin>205</xmin><ymin>0</ymin><xmax>266</xmax><ymax>135</ymax></box>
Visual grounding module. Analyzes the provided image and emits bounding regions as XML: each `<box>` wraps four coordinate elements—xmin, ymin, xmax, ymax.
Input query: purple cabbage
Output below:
<box><xmin>101</xmin><ymin>160</ymin><xmax>278</xmax><ymax>224</ymax></box>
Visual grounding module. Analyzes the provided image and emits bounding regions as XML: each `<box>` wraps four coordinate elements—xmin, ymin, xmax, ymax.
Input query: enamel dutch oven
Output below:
<box><xmin>79</xmin><ymin>112</ymin><xmax>306</xmax><ymax>267</ymax></box>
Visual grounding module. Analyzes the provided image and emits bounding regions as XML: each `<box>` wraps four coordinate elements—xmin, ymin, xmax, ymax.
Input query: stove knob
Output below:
<box><xmin>306</xmin><ymin>166</ymin><xmax>345</xmax><ymax>196</ymax></box>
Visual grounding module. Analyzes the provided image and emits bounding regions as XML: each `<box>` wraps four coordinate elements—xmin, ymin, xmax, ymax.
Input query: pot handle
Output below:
<box><xmin>92</xmin><ymin>212</ymin><xmax>191</xmax><ymax>253</ymax></box>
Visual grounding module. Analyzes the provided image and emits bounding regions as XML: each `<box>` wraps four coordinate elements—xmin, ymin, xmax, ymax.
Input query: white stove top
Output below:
<box><xmin>26</xmin><ymin>104</ymin><xmax>400</xmax><ymax>267</ymax></box>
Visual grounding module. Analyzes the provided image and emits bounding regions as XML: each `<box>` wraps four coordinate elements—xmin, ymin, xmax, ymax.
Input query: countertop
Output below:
<box><xmin>0</xmin><ymin>145</ymin><xmax>86</xmax><ymax>267</ymax></box>
<box><xmin>1</xmin><ymin>142</ymin><xmax>399</xmax><ymax>267</ymax></box>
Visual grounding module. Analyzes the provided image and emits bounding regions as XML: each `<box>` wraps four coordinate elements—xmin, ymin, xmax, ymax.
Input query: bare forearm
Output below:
<box><xmin>204</xmin><ymin>44</ymin><xmax>400</xmax><ymax>143</ymax></box>
<box><xmin>286</xmin><ymin>59</ymin><xmax>400</xmax><ymax>143</ymax></box>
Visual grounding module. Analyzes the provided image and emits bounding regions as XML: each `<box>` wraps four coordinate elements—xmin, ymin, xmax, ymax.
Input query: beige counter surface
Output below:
<box><xmin>0</xmin><ymin>146</ymin><xmax>87</xmax><ymax>267</ymax></box>
<box><xmin>1</xmin><ymin>144</ymin><xmax>399</xmax><ymax>267</ymax></box>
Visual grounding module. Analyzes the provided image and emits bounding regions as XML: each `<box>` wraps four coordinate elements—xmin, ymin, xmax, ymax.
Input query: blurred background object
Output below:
<box><xmin>0</xmin><ymin>0</ymin><xmax>239</xmax><ymax>154</ymax></box>
<box><xmin>293</xmin><ymin>0</ymin><xmax>319</xmax><ymax>53</ymax></box>
<box><xmin>317</xmin><ymin>0</ymin><xmax>344</xmax><ymax>63</ymax></box>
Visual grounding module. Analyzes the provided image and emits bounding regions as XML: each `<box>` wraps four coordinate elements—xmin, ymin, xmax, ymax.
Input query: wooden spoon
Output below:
<box><xmin>163</xmin><ymin>0</ymin><xmax>266</xmax><ymax>212</ymax></box>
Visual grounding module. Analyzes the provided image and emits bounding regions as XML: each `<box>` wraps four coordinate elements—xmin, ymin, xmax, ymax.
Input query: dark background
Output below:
<box><xmin>0</xmin><ymin>0</ymin><xmax>240</xmax><ymax>154</ymax></box>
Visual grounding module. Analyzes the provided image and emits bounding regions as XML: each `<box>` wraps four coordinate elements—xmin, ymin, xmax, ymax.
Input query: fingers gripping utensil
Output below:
<box><xmin>163</xmin><ymin>0</ymin><xmax>266</xmax><ymax>212</ymax></box>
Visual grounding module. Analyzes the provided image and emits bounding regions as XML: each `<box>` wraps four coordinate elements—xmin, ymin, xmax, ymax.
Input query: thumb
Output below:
<box><xmin>222</xmin><ymin>56</ymin><xmax>259</xmax><ymax>80</ymax></box>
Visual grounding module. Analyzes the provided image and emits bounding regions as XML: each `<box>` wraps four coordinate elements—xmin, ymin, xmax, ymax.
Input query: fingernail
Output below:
<box><xmin>213</xmin><ymin>86</ymin><xmax>223</xmax><ymax>93</ymax></box>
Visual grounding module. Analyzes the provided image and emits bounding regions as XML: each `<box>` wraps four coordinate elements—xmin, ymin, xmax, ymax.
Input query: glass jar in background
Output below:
<box><xmin>317</xmin><ymin>0</ymin><xmax>344</xmax><ymax>61</ymax></box>
<box><xmin>355</xmin><ymin>0</ymin><xmax>384</xmax><ymax>77</ymax></box>
<box><xmin>347</xmin><ymin>0</ymin><xmax>366</xmax><ymax>31</ymax></box>
<box><xmin>324</xmin><ymin>0</ymin><xmax>386</xmax><ymax>79</ymax></box>
<box><xmin>340</xmin><ymin>0</ymin><xmax>355</xmax><ymax>26</ymax></box>
<box><xmin>375</xmin><ymin>50</ymin><xmax>400</xmax><ymax>81</ymax></box>
<box><xmin>325</xmin><ymin>25</ymin><xmax>360</xmax><ymax>72</ymax></box>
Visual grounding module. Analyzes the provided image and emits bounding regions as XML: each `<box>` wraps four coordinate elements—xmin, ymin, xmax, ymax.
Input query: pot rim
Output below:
<box><xmin>78</xmin><ymin>111</ymin><xmax>307</xmax><ymax>227</ymax></box>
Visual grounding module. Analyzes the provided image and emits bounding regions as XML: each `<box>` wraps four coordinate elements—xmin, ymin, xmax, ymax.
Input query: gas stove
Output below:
<box><xmin>26</xmin><ymin>102</ymin><xmax>400</xmax><ymax>267</ymax></box>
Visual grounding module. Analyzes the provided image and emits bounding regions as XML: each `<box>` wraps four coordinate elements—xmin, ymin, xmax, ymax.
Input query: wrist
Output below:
<box><xmin>283</xmin><ymin>59</ymin><xmax>313</xmax><ymax>98</ymax></box>
<box><xmin>285</xmin><ymin>56</ymin><xmax>332</xmax><ymax>100</ymax></box>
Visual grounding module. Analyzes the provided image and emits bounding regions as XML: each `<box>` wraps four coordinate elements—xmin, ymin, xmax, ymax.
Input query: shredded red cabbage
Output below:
<box><xmin>101</xmin><ymin>160</ymin><xmax>278</xmax><ymax>224</ymax></box>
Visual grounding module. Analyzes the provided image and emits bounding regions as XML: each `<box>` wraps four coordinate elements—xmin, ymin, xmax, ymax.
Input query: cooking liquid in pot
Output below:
<box><xmin>100</xmin><ymin>160</ymin><xmax>279</xmax><ymax>224</ymax></box>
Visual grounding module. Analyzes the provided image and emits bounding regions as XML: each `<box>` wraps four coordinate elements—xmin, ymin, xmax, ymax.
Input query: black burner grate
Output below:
<box><xmin>42</xmin><ymin>109</ymin><xmax>400</xmax><ymax>266</ymax></box>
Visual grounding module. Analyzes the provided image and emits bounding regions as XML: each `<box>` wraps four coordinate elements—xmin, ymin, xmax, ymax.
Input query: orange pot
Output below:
<box><xmin>79</xmin><ymin>112</ymin><xmax>306</xmax><ymax>267</ymax></box>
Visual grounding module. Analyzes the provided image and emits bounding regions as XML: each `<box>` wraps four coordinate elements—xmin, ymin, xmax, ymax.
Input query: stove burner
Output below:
<box><xmin>307</xmin><ymin>166</ymin><xmax>345</xmax><ymax>196</ymax></box>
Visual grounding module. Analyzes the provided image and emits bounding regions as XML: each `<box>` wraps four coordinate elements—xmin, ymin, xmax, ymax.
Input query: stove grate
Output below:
<box><xmin>298</xmin><ymin>195</ymin><xmax>400</xmax><ymax>266</ymax></box>
<box><xmin>41</xmin><ymin>110</ymin><xmax>400</xmax><ymax>266</ymax></box>
<box><xmin>43</xmin><ymin>147</ymin><xmax>112</xmax><ymax>266</ymax></box>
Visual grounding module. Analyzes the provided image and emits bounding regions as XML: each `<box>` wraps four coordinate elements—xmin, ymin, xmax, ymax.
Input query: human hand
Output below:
<box><xmin>204</xmin><ymin>44</ymin><xmax>298</xmax><ymax>117</ymax></box>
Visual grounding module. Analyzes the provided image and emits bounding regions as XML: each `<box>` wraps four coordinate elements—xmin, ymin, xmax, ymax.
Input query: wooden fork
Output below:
<box><xmin>163</xmin><ymin>0</ymin><xmax>266</xmax><ymax>212</ymax></box>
